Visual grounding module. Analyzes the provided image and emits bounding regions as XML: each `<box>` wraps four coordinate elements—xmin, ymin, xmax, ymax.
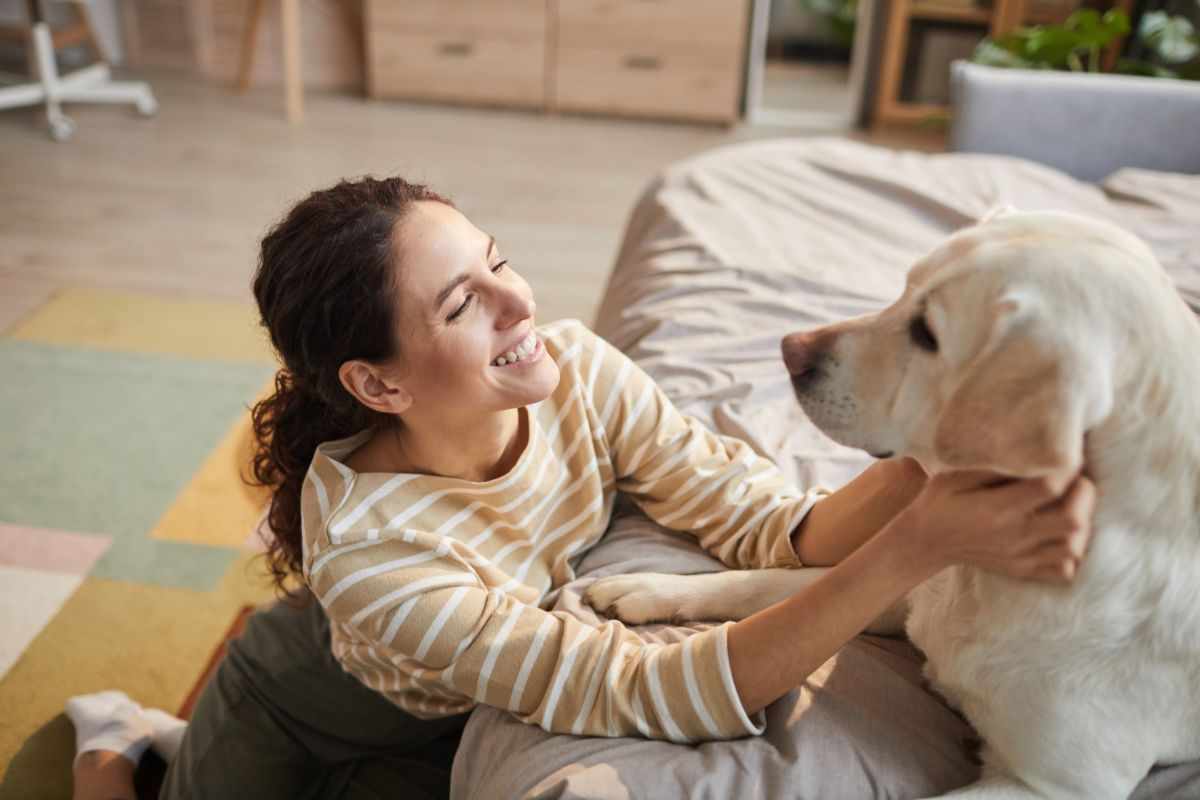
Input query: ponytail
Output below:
<box><xmin>250</xmin><ymin>370</ymin><xmax>371</xmax><ymax>593</ymax></box>
<box><xmin>249</xmin><ymin>176</ymin><xmax>451</xmax><ymax>595</ymax></box>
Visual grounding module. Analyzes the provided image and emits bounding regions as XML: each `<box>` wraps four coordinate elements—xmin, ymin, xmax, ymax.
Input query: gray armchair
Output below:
<box><xmin>949</xmin><ymin>60</ymin><xmax>1200</xmax><ymax>182</ymax></box>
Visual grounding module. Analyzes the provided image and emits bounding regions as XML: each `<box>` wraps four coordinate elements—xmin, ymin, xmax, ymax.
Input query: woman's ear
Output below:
<box><xmin>338</xmin><ymin>360</ymin><xmax>413</xmax><ymax>415</ymax></box>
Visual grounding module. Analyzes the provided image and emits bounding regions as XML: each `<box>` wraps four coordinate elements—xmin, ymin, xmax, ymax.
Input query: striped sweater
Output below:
<box><xmin>301</xmin><ymin>320</ymin><xmax>824</xmax><ymax>742</ymax></box>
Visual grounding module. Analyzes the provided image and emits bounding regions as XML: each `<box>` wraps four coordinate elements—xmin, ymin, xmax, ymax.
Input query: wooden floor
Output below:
<box><xmin>0</xmin><ymin>69</ymin><xmax>945</xmax><ymax>330</ymax></box>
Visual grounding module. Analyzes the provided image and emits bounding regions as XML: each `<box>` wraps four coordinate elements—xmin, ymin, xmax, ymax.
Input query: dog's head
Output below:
<box><xmin>783</xmin><ymin>208</ymin><xmax>1162</xmax><ymax>478</ymax></box>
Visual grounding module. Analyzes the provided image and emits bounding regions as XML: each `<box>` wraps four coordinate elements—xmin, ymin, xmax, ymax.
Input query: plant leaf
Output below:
<box><xmin>972</xmin><ymin>39</ymin><xmax>1039</xmax><ymax>69</ymax></box>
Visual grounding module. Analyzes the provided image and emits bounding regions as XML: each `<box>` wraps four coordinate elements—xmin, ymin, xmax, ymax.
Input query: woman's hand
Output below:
<box><xmin>894</xmin><ymin>471</ymin><xmax>1096</xmax><ymax>583</ymax></box>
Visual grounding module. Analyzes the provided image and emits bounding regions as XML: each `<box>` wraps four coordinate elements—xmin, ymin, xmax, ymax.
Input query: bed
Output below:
<box><xmin>449</xmin><ymin>138</ymin><xmax>1200</xmax><ymax>799</ymax></box>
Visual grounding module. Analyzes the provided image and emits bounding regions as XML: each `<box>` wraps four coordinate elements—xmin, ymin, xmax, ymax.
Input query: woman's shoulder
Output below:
<box><xmin>540</xmin><ymin>319</ymin><xmax>627</xmax><ymax>369</ymax></box>
<box><xmin>538</xmin><ymin>318</ymin><xmax>593</xmax><ymax>350</ymax></box>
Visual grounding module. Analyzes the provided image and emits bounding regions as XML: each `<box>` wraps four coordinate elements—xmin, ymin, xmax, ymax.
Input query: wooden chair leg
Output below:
<box><xmin>280</xmin><ymin>0</ymin><xmax>302</xmax><ymax>123</ymax></box>
<box><xmin>236</xmin><ymin>0</ymin><xmax>268</xmax><ymax>92</ymax></box>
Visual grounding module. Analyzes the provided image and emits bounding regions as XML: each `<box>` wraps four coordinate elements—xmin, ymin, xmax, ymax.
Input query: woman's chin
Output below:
<box><xmin>485</xmin><ymin>359</ymin><xmax>560</xmax><ymax>409</ymax></box>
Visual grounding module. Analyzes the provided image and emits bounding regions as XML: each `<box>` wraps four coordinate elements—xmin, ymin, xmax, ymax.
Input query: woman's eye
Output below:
<box><xmin>448</xmin><ymin>296</ymin><xmax>472</xmax><ymax>322</ymax></box>
<box><xmin>447</xmin><ymin>262</ymin><xmax>506</xmax><ymax>322</ymax></box>
<box><xmin>909</xmin><ymin>315</ymin><xmax>939</xmax><ymax>353</ymax></box>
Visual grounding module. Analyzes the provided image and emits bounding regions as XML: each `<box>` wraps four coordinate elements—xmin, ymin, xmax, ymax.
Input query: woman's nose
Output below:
<box><xmin>496</xmin><ymin>286</ymin><xmax>535</xmax><ymax>326</ymax></box>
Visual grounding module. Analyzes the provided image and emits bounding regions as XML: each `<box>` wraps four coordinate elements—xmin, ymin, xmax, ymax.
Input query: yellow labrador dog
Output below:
<box><xmin>585</xmin><ymin>209</ymin><xmax>1200</xmax><ymax>799</ymax></box>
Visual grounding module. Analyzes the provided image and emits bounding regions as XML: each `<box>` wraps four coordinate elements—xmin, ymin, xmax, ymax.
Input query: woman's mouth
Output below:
<box><xmin>491</xmin><ymin>332</ymin><xmax>542</xmax><ymax>367</ymax></box>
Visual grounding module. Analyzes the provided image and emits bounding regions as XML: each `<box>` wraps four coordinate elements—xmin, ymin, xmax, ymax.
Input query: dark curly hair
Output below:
<box><xmin>249</xmin><ymin>176</ymin><xmax>451</xmax><ymax>595</ymax></box>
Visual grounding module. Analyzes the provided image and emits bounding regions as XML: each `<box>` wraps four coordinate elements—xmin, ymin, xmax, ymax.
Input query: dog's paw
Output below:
<box><xmin>583</xmin><ymin>573</ymin><xmax>697</xmax><ymax>625</ymax></box>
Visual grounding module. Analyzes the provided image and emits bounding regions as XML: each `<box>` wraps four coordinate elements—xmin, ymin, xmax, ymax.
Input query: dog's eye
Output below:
<box><xmin>909</xmin><ymin>315</ymin><xmax>939</xmax><ymax>353</ymax></box>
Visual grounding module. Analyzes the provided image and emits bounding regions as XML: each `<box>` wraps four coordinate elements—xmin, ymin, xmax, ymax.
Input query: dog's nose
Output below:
<box><xmin>781</xmin><ymin>329</ymin><xmax>837</xmax><ymax>380</ymax></box>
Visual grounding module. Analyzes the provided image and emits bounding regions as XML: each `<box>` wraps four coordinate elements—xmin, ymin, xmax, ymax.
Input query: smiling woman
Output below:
<box><xmin>66</xmin><ymin>175</ymin><xmax>1095</xmax><ymax>800</ymax></box>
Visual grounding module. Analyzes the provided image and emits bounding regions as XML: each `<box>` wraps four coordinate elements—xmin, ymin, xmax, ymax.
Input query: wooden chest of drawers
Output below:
<box><xmin>364</xmin><ymin>0</ymin><xmax>751</xmax><ymax>124</ymax></box>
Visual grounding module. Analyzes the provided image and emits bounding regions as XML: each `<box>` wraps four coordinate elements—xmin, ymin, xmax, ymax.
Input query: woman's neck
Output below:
<box><xmin>368</xmin><ymin>406</ymin><xmax>527</xmax><ymax>482</ymax></box>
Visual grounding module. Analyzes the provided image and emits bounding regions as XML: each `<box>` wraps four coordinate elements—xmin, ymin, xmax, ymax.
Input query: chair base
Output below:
<box><xmin>0</xmin><ymin>22</ymin><xmax>157</xmax><ymax>141</ymax></box>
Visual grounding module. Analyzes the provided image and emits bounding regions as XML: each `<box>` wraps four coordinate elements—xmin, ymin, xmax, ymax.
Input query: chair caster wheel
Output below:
<box><xmin>49</xmin><ymin>116</ymin><xmax>75</xmax><ymax>142</ymax></box>
<box><xmin>137</xmin><ymin>94</ymin><xmax>158</xmax><ymax>117</ymax></box>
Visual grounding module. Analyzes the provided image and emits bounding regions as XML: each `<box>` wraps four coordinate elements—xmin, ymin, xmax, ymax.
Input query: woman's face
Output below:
<box><xmin>388</xmin><ymin>201</ymin><xmax>561</xmax><ymax>418</ymax></box>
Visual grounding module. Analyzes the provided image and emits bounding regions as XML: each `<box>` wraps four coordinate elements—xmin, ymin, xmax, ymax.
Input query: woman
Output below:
<box><xmin>68</xmin><ymin>176</ymin><xmax>1094</xmax><ymax>800</ymax></box>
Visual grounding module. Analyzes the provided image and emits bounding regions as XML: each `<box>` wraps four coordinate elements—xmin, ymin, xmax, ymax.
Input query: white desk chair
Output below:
<box><xmin>0</xmin><ymin>0</ymin><xmax>157</xmax><ymax>141</ymax></box>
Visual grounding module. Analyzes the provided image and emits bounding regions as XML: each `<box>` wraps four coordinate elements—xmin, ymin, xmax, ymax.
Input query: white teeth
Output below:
<box><xmin>492</xmin><ymin>333</ymin><xmax>538</xmax><ymax>367</ymax></box>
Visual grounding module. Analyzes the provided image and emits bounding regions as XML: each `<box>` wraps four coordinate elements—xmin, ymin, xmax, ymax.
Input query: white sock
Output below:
<box><xmin>143</xmin><ymin>707</ymin><xmax>188</xmax><ymax>763</ymax></box>
<box><xmin>64</xmin><ymin>690</ymin><xmax>153</xmax><ymax>768</ymax></box>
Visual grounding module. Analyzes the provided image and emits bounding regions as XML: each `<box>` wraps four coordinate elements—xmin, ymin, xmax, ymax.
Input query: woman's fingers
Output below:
<box><xmin>915</xmin><ymin>470</ymin><xmax>1096</xmax><ymax>583</ymax></box>
<box><xmin>987</xmin><ymin>473</ymin><xmax>1075</xmax><ymax>512</ymax></box>
<box><xmin>934</xmin><ymin>469</ymin><xmax>1015</xmax><ymax>494</ymax></box>
<box><xmin>1054</xmin><ymin>474</ymin><xmax>1097</xmax><ymax>521</ymax></box>
<box><xmin>1007</xmin><ymin>538</ymin><xmax>1085</xmax><ymax>583</ymax></box>
<box><xmin>1027</xmin><ymin>559</ymin><xmax>1077</xmax><ymax>583</ymax></box>
<box><xmin>1025</xmin><ymin>477</ymin><xmax>1095</xmax><ymax>548</ymax></box>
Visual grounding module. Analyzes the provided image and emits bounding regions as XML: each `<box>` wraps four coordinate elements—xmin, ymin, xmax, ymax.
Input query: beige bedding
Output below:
<box><xmin>450</xmin><ymin>138</ymin><xmax>1200</xmax><ymax>799</ymax></box>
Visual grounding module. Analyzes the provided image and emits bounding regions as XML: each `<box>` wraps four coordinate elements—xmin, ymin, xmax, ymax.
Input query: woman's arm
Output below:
<box><xmin>581</xmin><ymin>329</ymin><xmax>824</xmax><ymax>571</ymax></box>
<box><xmin>790</xmin><ymin>457</ymin><xmax>927</xmax><ymax>566</ymax></box>
<box><xmin>730</xmin><ymin>470</ymin><xmax>1095</xmax><ymax>715</ymax></box>
<box><xmin>731</xmin><ymin>513</ymin><xmax>928</xmax><ymax>713</ymax></box>
<box><xmin>311</xmin><ymin>527</ymin><xmax>767</xmax><ymax>742</ymax></box>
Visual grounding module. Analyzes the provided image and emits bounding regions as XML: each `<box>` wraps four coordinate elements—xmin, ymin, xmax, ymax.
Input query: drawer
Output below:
<box><xmin>365</xmin><ymin>0</ymin><xmax>546</xmax><ymax>108</ymax></box>
<box><xmin>369</xmin><ymin>0</ymin><xmax>544</xmax><ymax>39</ymax></box>
<box><xmin>555</xmin><ymin>0</ymin><xmax>748</xmax><ymax>50</ymax></box>
<box><xmin>553</xmin><ymin>0</ymin><xmax>750</xmax><ymax>122</ymax></box>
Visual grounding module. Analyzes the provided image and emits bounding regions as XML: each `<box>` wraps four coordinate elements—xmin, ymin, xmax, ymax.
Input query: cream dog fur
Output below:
<box><xmin>584</xmin><ymin>209</ymin><xmax>1200</xmax><ymax>799</ymax></box>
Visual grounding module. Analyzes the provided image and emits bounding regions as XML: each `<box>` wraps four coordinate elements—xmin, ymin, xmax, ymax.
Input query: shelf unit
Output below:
<box><xmin>874</xmin><ymin>0</ymin><xmax>1134</xmax><ymax>126</ymax></box>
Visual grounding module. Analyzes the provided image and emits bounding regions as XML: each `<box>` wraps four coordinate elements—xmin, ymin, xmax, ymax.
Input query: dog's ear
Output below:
<box><xmin>933</xmin><ymin>298</ymin><xmax>1092</xmax><ymax>477</ymax></box>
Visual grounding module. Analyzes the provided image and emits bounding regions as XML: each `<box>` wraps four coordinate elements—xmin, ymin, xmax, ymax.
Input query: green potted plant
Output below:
<box><xmin>972</xmin><ymin>4</ymin><xmax>1199</xmax><ymax>79</ymax></box>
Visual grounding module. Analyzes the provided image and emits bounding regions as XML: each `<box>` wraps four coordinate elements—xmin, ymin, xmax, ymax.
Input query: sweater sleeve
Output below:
<box><xmin>579</xmin><ymin>327</ymin><xmax>824</xmax><ymax>570</ymax></box>
<box><xmin>307</xmin><ymin>529</ymin><xmax>764</xmax><ymax>742</ymax></box>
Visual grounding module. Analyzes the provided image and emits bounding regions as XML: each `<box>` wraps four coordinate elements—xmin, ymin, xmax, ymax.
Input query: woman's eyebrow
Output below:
<box><xmin>434</xmin><ymin>235</ymin><xmax>497</xmax><ymax>310</ymax></box>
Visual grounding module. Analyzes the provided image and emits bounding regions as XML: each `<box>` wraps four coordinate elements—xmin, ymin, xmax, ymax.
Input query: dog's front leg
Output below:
<box><xmin>583</xmin><ymin>569</ymin><xmax>908</xmax><ymax>635</ymax></box>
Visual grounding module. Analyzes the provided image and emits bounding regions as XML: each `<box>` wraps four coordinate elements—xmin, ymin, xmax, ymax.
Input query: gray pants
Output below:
<box><xmin>158</xmin><ymin>593</ymin><xmax>468</xmax><ymax>800</ymax></box>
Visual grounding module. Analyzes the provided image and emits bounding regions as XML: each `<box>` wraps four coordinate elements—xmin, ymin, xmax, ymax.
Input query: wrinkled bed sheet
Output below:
<box><xmin>450</xmin><ymin>139</ymin><xmax>1200</xmax><ymax>799</ymax></box>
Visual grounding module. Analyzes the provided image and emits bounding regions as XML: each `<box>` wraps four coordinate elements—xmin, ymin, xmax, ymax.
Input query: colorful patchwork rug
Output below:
<box><xmin>0</xmin><ymin>288</ymin><xmax>280</xmax><ymax>798</ymax></box>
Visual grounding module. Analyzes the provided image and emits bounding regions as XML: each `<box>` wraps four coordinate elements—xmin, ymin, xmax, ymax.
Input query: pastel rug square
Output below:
<box><xmin>89</xmin><ymin>536</ymin><xmax>237</xmax><ymax>592</ymax></box>
<box><xmin>6</xmin><ymin>286</ymin><xmax>277</xmax><ymax>365</ymax></box>
<box><xmin>0</xmin><ymin>565</ymin><xmax>82</xmax><ymax>680</ymax></box>
<box><xmin>0</xmin><ymin>341</ymin><xmax>272</xmax><ymax>588</ymax></box>
<box><xmin>0</xmin><ymin>524</ymin><xmax>110</xmax><ymax>575</ymax></box>
<box><xmin>151</xmin><ymin>380</ymin><xmax>274</xmax><ymax>549</ymax></box>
